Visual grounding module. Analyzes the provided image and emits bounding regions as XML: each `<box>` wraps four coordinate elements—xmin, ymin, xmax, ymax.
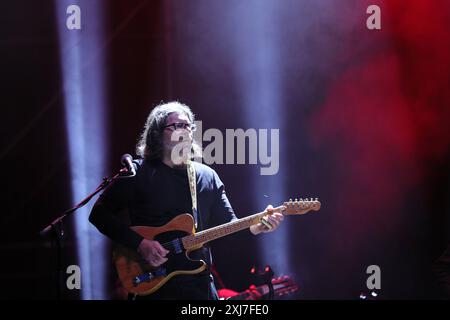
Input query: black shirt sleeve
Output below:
<box><xmin>210</xmin><ymin>170</ymin><xmax>237</xmax><ymax>226</ymax></box>
<box><xmin>89</xmin><ymin>175</ymin><xmax>144</xmax><ymax>250</ymax></box>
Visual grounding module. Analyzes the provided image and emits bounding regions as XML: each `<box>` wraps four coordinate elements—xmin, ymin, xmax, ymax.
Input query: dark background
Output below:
<box><xmin>1</xmin><ymin>0</ymin><xmax>449</xmax><ymax>299</ymax></box>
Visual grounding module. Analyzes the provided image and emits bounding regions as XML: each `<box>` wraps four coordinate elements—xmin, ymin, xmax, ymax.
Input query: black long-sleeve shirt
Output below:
<box><xmin>89</xmin><ymin>158</ymin><xmax>236</xmax><ymax>259</ymax></box>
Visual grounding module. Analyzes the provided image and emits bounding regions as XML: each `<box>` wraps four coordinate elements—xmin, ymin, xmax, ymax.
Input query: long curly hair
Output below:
<box><xmin>136</xmin><ymin>101</ymin><xmax>199</xmax><ymax>161</ymax></box>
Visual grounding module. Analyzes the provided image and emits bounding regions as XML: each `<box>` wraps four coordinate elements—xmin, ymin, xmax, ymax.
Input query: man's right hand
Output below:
<box><xmin>137</xmin><ymin>239</ymin><xmax>170</xmax><ymax>267</ymax></box>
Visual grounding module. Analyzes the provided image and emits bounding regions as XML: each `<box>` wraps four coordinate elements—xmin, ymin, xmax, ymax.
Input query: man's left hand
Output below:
<box><xmin>250</xmin><ymin>205</ymin><xmax>284</xmax><ymax>235</ymax></box>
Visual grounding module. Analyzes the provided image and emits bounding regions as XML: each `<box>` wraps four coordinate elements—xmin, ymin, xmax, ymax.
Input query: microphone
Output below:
<box><xmin>121</xmin><ymin>153</ymin><xmax>137</xmax><ymax>176</ymax></box>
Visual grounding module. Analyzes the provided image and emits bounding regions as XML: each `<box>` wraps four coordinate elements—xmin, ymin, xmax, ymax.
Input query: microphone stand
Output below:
<box><xmin>39</xmin><ymin>167</ymin><xmax>133</xmax><ymax>299</ymax></box>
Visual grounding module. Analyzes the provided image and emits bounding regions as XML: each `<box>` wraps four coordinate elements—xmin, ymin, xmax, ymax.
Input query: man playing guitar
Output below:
<box><xmin>89</xmin><ymin>102</ymin><xmax>285</xmax><ymax>300</ymax></box>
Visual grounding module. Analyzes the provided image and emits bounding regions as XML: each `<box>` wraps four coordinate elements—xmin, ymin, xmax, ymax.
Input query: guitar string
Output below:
<box><xmin>154</xmin><ymin>211</ymin><xmax>276</xmax><ymax>250</ymax></box>
<box><xmin>156</xmin><ymin>217</ymin><xmax>256</xmax><ymax>250</ymax></box>
<box><xmin>152</xmin><ymin>205</ymin><xmax>312</xmax><ymax>251</ymax></box>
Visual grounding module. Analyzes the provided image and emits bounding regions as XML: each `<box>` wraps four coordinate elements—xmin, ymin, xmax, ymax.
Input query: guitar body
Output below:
<box><xmin>113</xmin><ymin>214</ymin><xmax>206</xmax><ymax>296</ymax></box>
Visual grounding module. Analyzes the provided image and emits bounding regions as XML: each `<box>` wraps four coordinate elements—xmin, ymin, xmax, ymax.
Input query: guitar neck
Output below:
<box><xmin>182</xmin><ymin>211</ymin><xmax>266</xmax><ymax>249</ymax></box>
<box><xmin>181</xmin><ymin>198</ymin><xmax>321</xmax><ymax>250</ymax></box>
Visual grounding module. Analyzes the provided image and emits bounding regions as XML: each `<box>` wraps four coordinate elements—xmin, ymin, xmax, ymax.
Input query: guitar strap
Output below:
<box><xmin>186</xmin><ymin>159</ymin><xmax>198</xmax><ymax>230</ymax></box>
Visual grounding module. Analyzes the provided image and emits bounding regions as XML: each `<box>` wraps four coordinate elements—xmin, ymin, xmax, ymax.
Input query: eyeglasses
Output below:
<box><xmin>163</xmin><ymin>122</ymin><xmax>197</xmax><ymax>132</ymax></box>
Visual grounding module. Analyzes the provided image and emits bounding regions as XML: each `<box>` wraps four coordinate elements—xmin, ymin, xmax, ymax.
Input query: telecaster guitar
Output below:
<box><xmin>113</xmin><ymin>198</ymin><xmax>321</xmax><ymax>296</ymax></box>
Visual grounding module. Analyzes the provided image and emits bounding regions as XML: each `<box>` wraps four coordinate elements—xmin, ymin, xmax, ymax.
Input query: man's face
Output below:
<box><xmin>162</xmin><ymin>112</ymin><xmax>194</xmax><ymax>159</ymax></box>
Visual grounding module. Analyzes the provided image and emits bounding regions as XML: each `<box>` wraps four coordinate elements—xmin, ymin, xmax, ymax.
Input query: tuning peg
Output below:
<box><xmin>315</xmin><ymin>197</ymin><xmax>319</xmax><ymax>201</ymax></box>
<box><xmin>295</xmin><ymin>198</ymin><xmax>298</xmax><ymax>202</ymax></box>
<box><xmin>289</xmin><ymin>198</ymin><xmax>292</xmax><ymax>202</ymax></box>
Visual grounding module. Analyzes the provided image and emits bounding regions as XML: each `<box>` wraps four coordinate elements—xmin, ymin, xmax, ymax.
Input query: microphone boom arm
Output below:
<box><xmin>39</xmin><ymin>155</ymin><xmax>135</xmax><ymax>299</ymax></box>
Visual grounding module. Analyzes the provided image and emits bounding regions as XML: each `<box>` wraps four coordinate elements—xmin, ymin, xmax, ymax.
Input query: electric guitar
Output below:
<box><xmin>113</xmin><ymin>198</ymin><xmax>321</xmax><ymax>296</ymax></box>
<box><xmin>224</xmin><ymin>275</ymin><xmax>299</xmax><ymax>300</ymax></box>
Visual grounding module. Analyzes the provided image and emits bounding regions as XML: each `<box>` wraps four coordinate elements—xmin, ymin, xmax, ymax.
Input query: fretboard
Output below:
<box><xmin>182</xmin><ymin>211</ymin><xmax>266</xmax><ymax>249</ymax></box>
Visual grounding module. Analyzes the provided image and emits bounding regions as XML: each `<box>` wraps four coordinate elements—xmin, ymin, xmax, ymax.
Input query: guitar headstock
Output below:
<box><xmin>282</xmin><ymin>198</ymin><xmax>321</xmax><ymax>216</ymax></box>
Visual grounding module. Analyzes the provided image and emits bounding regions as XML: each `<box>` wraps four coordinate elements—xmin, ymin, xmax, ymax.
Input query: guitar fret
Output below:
<box><xmin>182</xmin><ymin>212</ymin><xmax>264</xmax><ymax>249</ymax></box>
